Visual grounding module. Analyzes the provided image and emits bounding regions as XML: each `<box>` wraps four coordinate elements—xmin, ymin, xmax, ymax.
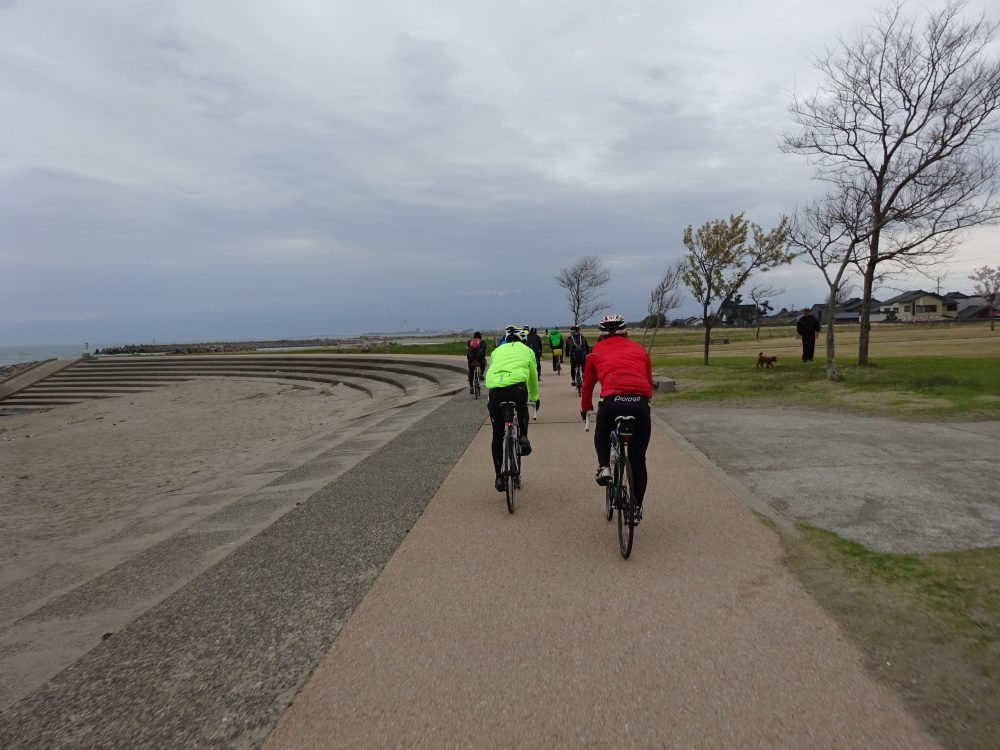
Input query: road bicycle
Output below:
<box><xmin>586</xmin><ymin>412</ymin><xmax>638</xmax><ymax>558</ymax></box>
<box><xmin>499</xmin><ymin>400</ymin><xmax>522</xmax><ymax>513</ymax></box>
<box><xmin>571</xmin><ymin>359</ymin><xmax>583</xmax><ymax>396</ymax></box>
<box><xmin>472</xmin><ymin>364</ymin><xmax>482</xmax><ymax>399</ymax></box>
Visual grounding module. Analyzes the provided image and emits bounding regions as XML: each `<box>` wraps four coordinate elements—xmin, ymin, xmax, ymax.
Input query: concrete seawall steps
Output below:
<box><xmin>0</xmin><ymin>354</ymin><xmax>468</xmax><ymax>413</ymax></box>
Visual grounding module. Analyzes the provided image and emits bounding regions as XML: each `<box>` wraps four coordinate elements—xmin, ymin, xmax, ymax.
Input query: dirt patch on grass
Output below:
<box><xmin>782</xmin><ymin>532</ymin><xmax>1000</xmax><ymax>750</ymax></box>
<box><xmin>839</xmin><ymin>389</ymin><xmax>955</xmax><ymax>411</ymax></box>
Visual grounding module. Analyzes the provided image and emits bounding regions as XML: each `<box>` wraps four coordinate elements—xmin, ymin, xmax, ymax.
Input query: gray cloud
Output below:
<box><xmin>1</xmin><ymin>0</ymin><xmax>996</xmax><ymax>345</ymax></box>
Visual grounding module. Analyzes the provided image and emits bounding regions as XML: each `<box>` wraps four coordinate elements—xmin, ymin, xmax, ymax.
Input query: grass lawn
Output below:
<box><xmin>650</xmin><ymin>322</ymin><xmax>1000</xmax><ymax>420</ymax></box>
<box><xmin>784</xmin><ymin>525</ymin><xmax>1000</xmax><ymax>750</ymax></box>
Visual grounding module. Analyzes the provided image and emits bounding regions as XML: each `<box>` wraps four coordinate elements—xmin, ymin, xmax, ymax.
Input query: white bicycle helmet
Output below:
<box><xmin>519</xmin><ymin>325</ymin><xmax>529</xmax><ymax>341</ymax></box>
<box><xmin>598</xmin><ymin>313</ymin><xmax>628</xmax><ymax>334</ymax></box>
<box><xmin>503</xmin><ymin>324</ymin><xmax>522</xmax><ymax>341</ymax></box>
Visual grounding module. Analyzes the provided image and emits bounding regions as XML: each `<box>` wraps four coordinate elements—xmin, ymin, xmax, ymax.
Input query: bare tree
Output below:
<box><xmin>682</xmin><ymin>214</ymin><xmax>795</xmax><ymax>365</ymax></box>
<box><xmin>642</xmin><ymin>260</ymin><xmax>685</xmax><ymax>353</ymax></box>
<box><xmin>969</xmin><ymin>265</ymin><xmax>1000</xmax><ymax>331</ymax></box>
<box><xmin>555</xmin><ymin>255</ymin><xmax>612</xmax><ymax>326</ymax></box>
<box><xmin>835</xmin><ymin>281</ymin><xmax>859</xmax><ymax>306</ymax></box>
<box><xmin>790</xmin><ymin>191</ymin><xmax>869</xmax><ymax>380</ymax></box>
<box><xmin>748</xmin><ymin>283</ymin><xmax>784</xmax><ymax>342</ymax></box>
<box><xmin>783</xmin><ymin>1</ymin><xmax>1000</xmax><ymax>365</ymax></box>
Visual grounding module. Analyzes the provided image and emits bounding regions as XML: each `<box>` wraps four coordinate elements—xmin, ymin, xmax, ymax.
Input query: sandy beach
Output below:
<box><xmin>0</xmin><ymin>376</ymin><xmax>376</xmax><ymax>708</ymax></box>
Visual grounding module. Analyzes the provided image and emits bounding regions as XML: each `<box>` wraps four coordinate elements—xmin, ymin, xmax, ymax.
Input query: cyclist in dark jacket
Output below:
<box><xmin>466</xmin><ymin>332</ymin><xmax>488</xmax><ymax>391</ymax></box>
<box><xmin>525</xmin><ymin>327</ymin><xmax>543</xmax><ymax>380</ymax></box>
<box><xmin>565</xmin><ymin>325</ymin><xmax>590</xmax><ymax>387</ymax></box>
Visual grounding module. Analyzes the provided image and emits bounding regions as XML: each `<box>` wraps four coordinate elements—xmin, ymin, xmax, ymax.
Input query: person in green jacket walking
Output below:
<box><xmin>486</xmin><ymin>324</ymin><xmax>540</xmax><ymax>492</ymax></box>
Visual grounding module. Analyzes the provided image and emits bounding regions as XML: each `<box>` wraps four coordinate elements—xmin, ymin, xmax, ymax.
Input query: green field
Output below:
<box><xmin>647</xmin><ymin>322</ymin><xmax>1000</xmax><ymax>420</ymax></box>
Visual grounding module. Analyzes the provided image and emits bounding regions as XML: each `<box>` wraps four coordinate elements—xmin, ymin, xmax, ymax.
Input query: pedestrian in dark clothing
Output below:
<box><xmin>525</xmin><ymin>327</ymin><xmax>543</xmax><ymax>380</ymax></box>
<box><xmin>796</xmin><ymin>309</ymin><xmax>821</xmax><ymax>362</ymax></box>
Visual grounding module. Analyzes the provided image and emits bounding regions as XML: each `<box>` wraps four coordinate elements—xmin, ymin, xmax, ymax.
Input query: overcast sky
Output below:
<box><xmin>2</xmin><ymin>0</ymin><xmax>998</xmax><ymax>345</ymax></box>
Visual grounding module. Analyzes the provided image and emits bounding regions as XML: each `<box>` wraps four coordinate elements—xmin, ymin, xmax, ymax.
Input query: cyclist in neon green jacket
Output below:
<box><xmin>548</xmin><ymin>327</ymin><xmax>565</xmax><ymax>373</ymax></box>
<box><xmin>485</xmin><ymin>324</ymin><xmax>540</xmax><ymax>492</ymax></box>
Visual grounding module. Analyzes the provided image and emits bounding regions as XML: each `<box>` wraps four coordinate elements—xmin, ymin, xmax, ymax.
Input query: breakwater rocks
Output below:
<box><xmin>95</xmin><ymin>337</ymin><xmax>395</xmax><ymax>356</ymax></box>
<box><xmin>0</xmin><ymin>361</ymin><xmax>42</xmax><ymax>381</ymax></box>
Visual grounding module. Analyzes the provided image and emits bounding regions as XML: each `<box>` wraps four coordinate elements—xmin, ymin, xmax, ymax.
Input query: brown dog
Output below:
<box><xmin>756</xmin><ymin>352</ymin><xmax>778</xmax><ymax>368</ymax></box>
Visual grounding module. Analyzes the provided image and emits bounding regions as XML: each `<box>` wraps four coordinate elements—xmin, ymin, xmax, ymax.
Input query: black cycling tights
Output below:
<box><xmin>595</xmin><ymin>396</ymin><xmax>651</xmax><ymax>505</ymax></box>
<box><xmin>487</xmin><ymin>383</ymin><xmax>529</xmax><ymax>475</ymax></box>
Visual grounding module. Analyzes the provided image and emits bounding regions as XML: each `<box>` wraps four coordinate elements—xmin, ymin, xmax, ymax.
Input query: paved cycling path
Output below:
<box><xmin>266</xmin><ymin>374</ymin><xmax>939</xmax><ymax>748</ymax></box>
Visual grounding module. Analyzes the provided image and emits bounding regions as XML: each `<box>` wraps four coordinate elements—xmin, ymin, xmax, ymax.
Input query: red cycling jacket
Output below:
<box><xmin>580</xmin><ymin>335</ymin><xmax>653</xmax><ymax>412</ymax></box>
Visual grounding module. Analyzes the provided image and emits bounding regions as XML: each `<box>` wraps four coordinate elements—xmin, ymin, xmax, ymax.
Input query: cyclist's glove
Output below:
<box><xmin>580</xmin><ymin>409</ymin><xmax>587</xmax><ymax>421</ymax></box>
<box><xmin>534</xmin><ymin>400</ymin><xmax>540</xmax><ymax>410</ymax></box>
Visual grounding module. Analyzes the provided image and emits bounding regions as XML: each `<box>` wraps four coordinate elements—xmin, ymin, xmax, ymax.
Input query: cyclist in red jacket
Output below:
<box><xmin>580</xmin><ymin>313</ymin><xmax>654</xmax><ymax>522</ymax></box>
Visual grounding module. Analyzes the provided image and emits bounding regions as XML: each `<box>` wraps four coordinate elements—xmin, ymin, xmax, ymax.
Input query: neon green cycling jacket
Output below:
<box><xmin>485</xmin><ymin>340</ymin><xmax>539</xmax><ymax>401</ymax></box>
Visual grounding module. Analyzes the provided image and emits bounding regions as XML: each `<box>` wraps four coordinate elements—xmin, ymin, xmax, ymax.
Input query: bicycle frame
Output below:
<box><xmin>499</xmin><ymin>400</ymin><xmax>521</xmax><ymax>512</ymax></box>
<box><xmin>610</xmin><ymin>418</ymin><xmax>634</xmax><ymax>492</ymax></box>
<box><xmin>472</xmin><ymin>364</ymin><xmax>482</xmax><ymax>398</ymax></box>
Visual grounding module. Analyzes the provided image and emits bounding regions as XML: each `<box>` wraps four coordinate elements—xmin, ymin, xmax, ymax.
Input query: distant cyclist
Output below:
<box><xmin>485</xmin><ymin>324</ymin><xmax>540</xmax><ymax>492</ymax></box>
<box><xmin>565</xmin><ymin>325</ymin><xmax>590</xmax><ymax>387</ymax></box>
<box><xmin>466</xmin><ymin>331</ymin><xmax>488</xmax><ymax>393</ymax></box>
<box><xmin>525</xmin><ymin>327</ymin><xmax>543</xmax><ymax>380</ymax></box>
<box><xmin>547</xmin><ymin>327</ymin><xmax>564</xmax><ymax>373</ymax></box>
<box><xmin>580</xmin><ymin>314</ymin><xmax>653</xmax><ymax>522</ymax></box>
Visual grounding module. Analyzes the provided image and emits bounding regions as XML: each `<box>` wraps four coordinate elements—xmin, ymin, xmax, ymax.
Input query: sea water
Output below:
<box><xmin>0</xmin><ymin>344</ymin><xmax>107</xmax><ymax>367</ymax></box>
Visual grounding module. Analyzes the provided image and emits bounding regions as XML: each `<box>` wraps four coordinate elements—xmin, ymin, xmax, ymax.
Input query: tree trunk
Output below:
<box><xmin>647</xmin><ymin>324</ymin><xmax>661</xmax><ymax>354</ymax></box>
<box><xmin>858</xmin><ymin>225</ymin><xmax>883</xmax><ymax>366</ymax></box>
<box><xmin>702</xmin><ymin>303</ymin><xmax>711</xmax><ymax>366</ymax></box>
<box><xmin>858</xmin><ymin>259</ymin><xmax>878</xmax><ymax>366</ymax></box>
<box><xmin>824</xmin><ymin>291</ymin><xmax>840</xmax><ymax>380</ymax></box>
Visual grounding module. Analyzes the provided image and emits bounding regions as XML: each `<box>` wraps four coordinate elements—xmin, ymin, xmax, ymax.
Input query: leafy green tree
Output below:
<box><xmin>682</xmin><ymin>213</ymin><xmax>795</xmax><ymax>365</ymax></box>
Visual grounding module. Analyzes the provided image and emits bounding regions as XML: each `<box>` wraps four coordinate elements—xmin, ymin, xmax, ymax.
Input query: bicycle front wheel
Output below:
<box><xmin>616</xmin><ymin>456</ymin><xmax>636</xmax><ymax>558</ymax></box>
<box><xmin>504</xmin><ymin>432</ymin><xmax>518</xmax><ymax>513</ymax></box>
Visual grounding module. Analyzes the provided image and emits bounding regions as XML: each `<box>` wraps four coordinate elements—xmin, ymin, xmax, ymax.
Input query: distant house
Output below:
<box><xmin>717</xmin><ymin>302</ymin><xmax>758</xmax><ymax>326</ymax></box>
<box><xmin>943</xmin><ymin>291</ymin><xmax>987</xmax><ymax>314</ymax></box>
<box><xmin>877</xmin><ymin>290</ymin><xmax>954</xmax><ymax>322</ymax></box>
<box><xmin>812</xmin><ymin>297</ymin><xmax>879</xmax><ymax>324</ymax></box>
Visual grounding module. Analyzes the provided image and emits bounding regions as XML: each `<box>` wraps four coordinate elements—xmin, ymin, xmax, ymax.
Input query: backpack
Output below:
<box><xmin>468</xmin><ymin>338</ymin><xmax>484</xmax><ymax>357</ymax></box>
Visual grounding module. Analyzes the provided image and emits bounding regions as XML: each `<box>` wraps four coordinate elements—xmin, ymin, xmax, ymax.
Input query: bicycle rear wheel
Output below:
<box><xmin>504</xmin><ymin>432</ymin><xmax>518</xmax><ymax>513</ymax></box>
<box><xmin>604</xmin><ymin>480</ymin><xmax>613</xmax><ymax>521</ymax></box>
<box><xmin>616</xmin><ymin>456</ymin><xmax>636</xmax><ymax>558</ymax></box>
<box><xmin>474</xmin><ymin>376</ymin><xmax>481</xmax><ymax>399</ymax></box>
